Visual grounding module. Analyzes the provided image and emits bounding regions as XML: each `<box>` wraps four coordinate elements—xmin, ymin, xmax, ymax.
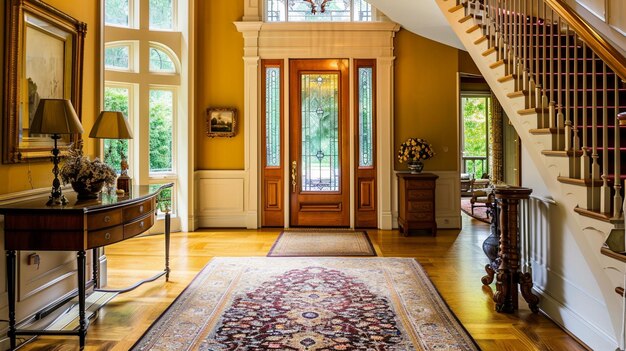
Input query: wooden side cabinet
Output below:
<box><xmin>397</xmin><ymin>172</ymin><xmax>439</xmax><ymax>236</ymax></box>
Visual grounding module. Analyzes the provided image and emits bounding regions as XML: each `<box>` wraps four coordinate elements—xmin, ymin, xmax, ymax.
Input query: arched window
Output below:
<box><xmin>149</xmin><ymin>46</ymin><xmax>177</xmax><ymax>73</ymax></box>
<box><xmin>104</xmin><ymin>0</ymin><xmax>187</xmax><ymax>228</ymax></box>
<box><xmin>104</xmin><ymin>43</ymin><xmax>133</xmax><ymax>71</ymax></box>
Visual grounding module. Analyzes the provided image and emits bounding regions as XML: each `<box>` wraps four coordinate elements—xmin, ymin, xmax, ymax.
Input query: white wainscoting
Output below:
<box><xmin>195</xmin><ymin>171</ymin><xmax>248</xmax><ymax>228</ymax></box>
<box><xmin>391</xmin><ymin>170</ymin><xmax>461</xmax><ymax>230</ymax></box>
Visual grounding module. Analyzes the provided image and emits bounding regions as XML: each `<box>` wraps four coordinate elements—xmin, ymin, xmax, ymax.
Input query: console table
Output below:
<box><xmin>0</xmin><ymin>183</ymin><xmax>173</xmax><ymax>349</ymax></box>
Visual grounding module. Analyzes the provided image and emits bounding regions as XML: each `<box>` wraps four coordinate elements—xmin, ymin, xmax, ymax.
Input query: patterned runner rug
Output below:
<box><xmin>267</xmin><ymin>229</ymin><xmax>377</xmax><ymax>257</ymax></box>
<box><xmin>132</xmin><ymin>257</ymin><xmax>479</xmax><ymax>351</ymax></box>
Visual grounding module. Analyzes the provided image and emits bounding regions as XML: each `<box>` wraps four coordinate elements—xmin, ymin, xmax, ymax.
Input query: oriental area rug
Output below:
<box><xmin>131</xmin><ymin>257</ymin><xmax>479</xmax><ymax>351</ymax></box>
<box><xmin>267</xmin><ymin>230</ymin><xmax>377</xmax><ymax>257</ymax></box>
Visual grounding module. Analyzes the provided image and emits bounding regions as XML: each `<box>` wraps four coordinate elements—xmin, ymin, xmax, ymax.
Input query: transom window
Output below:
<box><xmin>266</xmin><ymin>0</ymin><xmax>372</xmax><ymax>22</ymax></box>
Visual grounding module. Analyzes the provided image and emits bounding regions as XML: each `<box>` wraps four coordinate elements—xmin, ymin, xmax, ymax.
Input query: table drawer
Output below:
<box><xmin>124</xmin><ymin>213</ymin><xmax>154</xmax><ymax>239</ymax></box>
<box><xmin>88</xmin><ymin>226</ymin><xmax>124</xmax><ymax>248</ymax></box>
<box><xmin>87</xmin><ymin>209</ymin><xmax>122</xmax><ymax>230</ymax></box>
<box><xmin>407</xmin><ymin>189</ymin><xmax>433</xmax><ymax>201</ymax></box>
<box><xmin>408</xmin><ymin>201</ymin><xmax>433</xmax><ymax>212</ymax></box>
<box><xmin>407</xmin><ymin>211</ymin><xmax>434</xmax><ymax>221</ymax></box>
<box><xmin>406</xmin><ymin>180</ymin><xmax>435</xmax><ymax>190</ymax></box>
<box><xmin>123</xmin><ymin>198</ymin><xmax>154</xmax><ymax>222</ymax></box>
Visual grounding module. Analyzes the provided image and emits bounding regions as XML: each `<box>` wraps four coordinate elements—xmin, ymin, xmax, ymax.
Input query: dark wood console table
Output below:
<box><xmin>0</xmin><ymin>183</ymin><xmax>173</xmax><ymax>349</ymax></box>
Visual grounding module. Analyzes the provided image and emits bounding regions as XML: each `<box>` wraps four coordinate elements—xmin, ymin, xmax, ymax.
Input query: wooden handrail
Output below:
<box><xmin>544</xmin><ymin>0</ymin><xmax>626</xmax><ymax>81</ymax></box>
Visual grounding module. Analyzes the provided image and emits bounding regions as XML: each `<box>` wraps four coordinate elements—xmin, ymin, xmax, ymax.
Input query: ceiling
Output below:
<box><xmin>366</xmin><ymin>0</ymin><xmax>465</xmax><ymax>50</ymax></box>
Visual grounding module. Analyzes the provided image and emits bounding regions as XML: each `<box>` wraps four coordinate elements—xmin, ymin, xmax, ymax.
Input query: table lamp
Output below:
<box><xmin>30</xmin><ymin>99</ymin><xmax>84</xmax><ymax>206</ymax></box>
<box><xmin>89</xmin><ymin>111</ymin><xmax>134</xmax><ymax>194</ymax></box>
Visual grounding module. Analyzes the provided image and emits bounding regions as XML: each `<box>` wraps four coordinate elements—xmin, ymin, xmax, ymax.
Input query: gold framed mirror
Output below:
<box><xmin>3</xmin><ymin>0</ymin><xmax>86</xmax><ymax>163</ymax></box>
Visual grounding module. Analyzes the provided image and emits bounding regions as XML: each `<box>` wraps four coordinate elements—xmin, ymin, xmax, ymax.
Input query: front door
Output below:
<box><xmin>289</xmin><ymin>59</ymin><xmax>350</xmax><ymax>227</ymax></box>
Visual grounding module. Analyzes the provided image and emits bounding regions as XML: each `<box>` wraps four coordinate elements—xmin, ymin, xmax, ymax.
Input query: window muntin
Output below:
<box><xmin>105</xmin><ymin>45</ymin><xmax>131</xmax><ymax>70</ymax></box>
<box><xmin>265</xmin><ymin>67</ymin><xmax>281</xmax><ymax>167</ymax></box>
<box><xmin>149</xmin><ymin>89</ymin><xmax>174</xmax><ymax>174</ymax></box>
<box><xmin>105</xmin><ymin>0</ymin><xmax>130</xmax><ymax>27</ymax></box>
<box><xmin>103</xmin><ymin>86</ymin><xmax>131</xmax><ymax>173</ymax></box>
<box><xmin>358</xmin><ymin>67</ymin><xmax>373</xmax><ymax>167</ymax></box>
<box><xmin>149</xmin><ymin>46</ymin><xmax>176</xmax><ymax>73</ymax></box>
<box><xmin>149</xmin><ymin>0</ymin><xmax>174</xmax><ymax>30</ymax></box>
<box><xmin>266</xmin><ymin>0</ymin><xmax>372</xmax><ymax>22</ymax></box>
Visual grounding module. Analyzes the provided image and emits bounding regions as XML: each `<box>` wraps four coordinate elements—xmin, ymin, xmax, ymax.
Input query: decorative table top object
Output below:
<box><xmin>397</xmin><ymin>138</ymin><xmax>435</xmax><ymax>174</ymax></box>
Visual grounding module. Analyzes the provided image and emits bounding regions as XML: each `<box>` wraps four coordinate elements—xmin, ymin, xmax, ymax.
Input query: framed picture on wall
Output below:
<box><xmin>206</xmin><ymin>107</ymin><xmax>237</xmax><ymax>137</ymax></box>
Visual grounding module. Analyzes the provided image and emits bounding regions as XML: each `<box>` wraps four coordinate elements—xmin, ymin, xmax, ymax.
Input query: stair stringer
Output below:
<box><xmin>434</xmin><ymin>1</ymin><xmax>625</xmax><ymax>350</ymax></box>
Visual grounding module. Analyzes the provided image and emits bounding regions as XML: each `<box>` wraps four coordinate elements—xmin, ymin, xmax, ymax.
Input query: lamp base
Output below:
<box><xmin>117</xmin><ymin>174</ymin><xmax>131</xmax><ymax>194</ymax></box>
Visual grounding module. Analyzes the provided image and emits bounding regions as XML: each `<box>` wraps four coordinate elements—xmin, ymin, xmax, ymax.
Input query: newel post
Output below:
<box><xmin>493</xmin><ymin>186</ymin><xmax>540</xmax><ymax>313</ymax></box>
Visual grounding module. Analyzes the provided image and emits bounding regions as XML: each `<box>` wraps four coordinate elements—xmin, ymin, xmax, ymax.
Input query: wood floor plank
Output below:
<box><xmin>18</xmin><ymin>214</ymin><xmax>588</xmax><ymax>350</ymax></box>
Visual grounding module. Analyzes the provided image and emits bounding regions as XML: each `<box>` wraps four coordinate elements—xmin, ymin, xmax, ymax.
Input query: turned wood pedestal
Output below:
<box><xmin>482</xmin><ymin>186</ymin><xmax>540</xmax><ymax>313</ymax></box>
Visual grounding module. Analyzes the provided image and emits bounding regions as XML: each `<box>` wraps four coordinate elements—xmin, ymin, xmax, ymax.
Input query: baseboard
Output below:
<box><xmin>534</xmin><ymin>286</ymin><xmax>615</xmax><ymax>351</ymax></box>
<box><xmin>197</xmin><ymin>215</ymin><xmax>248</xmax><ymax>228</ymax></box>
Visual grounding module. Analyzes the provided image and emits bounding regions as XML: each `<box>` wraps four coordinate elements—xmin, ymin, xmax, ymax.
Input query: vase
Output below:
<box><xmin>408</xmin><ymin>160</ymin><xmax>424</xmax><ymax>174</ymax></box>
<box><xmin>71</xmin><ymin>180</ymin><xmax>105</xmax><ymax>200</ymax></box>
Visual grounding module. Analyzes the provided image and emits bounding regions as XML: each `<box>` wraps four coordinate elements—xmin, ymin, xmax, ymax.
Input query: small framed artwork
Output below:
<box><xmin>206</xmin><ymin>107</ymin><xmax>237</xmax><ymax>137</ymax></box>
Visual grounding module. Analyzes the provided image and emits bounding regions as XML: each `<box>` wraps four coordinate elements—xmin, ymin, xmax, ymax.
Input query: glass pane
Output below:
<box><xmin>461</xmin><ymin>96</ymin><xmax>490</xmax><ymax>178</ymax></box>
<box><xmin>301</xmin><ymin>74</ymin><xmax>339</xmax><ymax>192</ymax></box>
<box><xmin>149</xmin><ymin>183</ymin><xmax>174</xmax><ymax>215</ymax></box>
<box><xmin>149</xmin><ymin>89</ymin><xmax>174</xmax><ymax>173</ymax></box>
<box><xmin>103</xmin><ymin>87</ymin><xmax>130</xmax><ymax>173</ymax></box>
<box><xmin>353</xmin><ymin>0</ymin><xmax>372</xmax><ymax>21</ymax></box>
<box><xmin>265</xmin><ymin>67</ymin><xmax>281</xmax><ymax>167</ymax></box>
<box><xmin>266</xmin><ymin>0</ymin><xmax>286</xmax><ymax>21</ymax></box>
<box><xmin>150</xmin><ymin>0</ymin><xmax>174</xmax><ymax>30</ymax></box>
<box><xmin>149</xmin><ymin>47</ymin><xmax>176</xmax><ymax>73</ymax></box>
<box><xmin>358</xmin><ymin>67</ymin><xmax>373</xmax><ymax>167</ymax></box>
<box><xmin>104</xmin><ymin>46</ymin><xmax>130</xmax><ymax>70</ymax></box>
<box><xmin>289</xmin><ymin>0</ymin><xmax>351</xmax><ymax>22</ymax></box>
<box><xmin>105</xmin><ymin>0</ymin><xmax>130</xmax><ymax>27</ymax></box>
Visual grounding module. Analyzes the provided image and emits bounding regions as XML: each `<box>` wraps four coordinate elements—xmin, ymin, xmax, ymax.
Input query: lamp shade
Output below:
<box><xmin>89</xmin><ymin>111</ymin><xmax>134</xmax><ymax>139</ymax></box>
<box><xmin>30</xmin><ymin>99</ymin><xmax>84</xmax><ymax>134</ymax></box>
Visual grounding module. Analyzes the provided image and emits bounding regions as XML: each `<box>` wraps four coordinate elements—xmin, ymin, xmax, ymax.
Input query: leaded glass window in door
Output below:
<box><xmin>300</xmin><ymin>74</ymin><xmax>339</xmax><ymax>192</ymax></box>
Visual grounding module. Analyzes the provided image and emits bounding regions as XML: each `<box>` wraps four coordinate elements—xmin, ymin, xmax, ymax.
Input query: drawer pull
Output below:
<box><xmin>139</xmin><ymin>205</ymin><xmax>144</xmax><ymax>213</ymax></box>
<box><xmin>104</xmin><ymin>216</ymin><xmax>111</xmax><ymax>223</ymax></box>
<box><xmin>104</xmin><ymin>232</ymin><xmax>111</xmax><ymax>240</ymax></box>
<box><xmin>139</xmin><ymin>221</ymin><xmax>144</xmax><ymax>228</ymax></box>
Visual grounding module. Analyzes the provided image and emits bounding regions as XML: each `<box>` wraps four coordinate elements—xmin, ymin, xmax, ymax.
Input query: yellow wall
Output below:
<box><xmin>0</xmin><ymin>0</ymin><xmax>100</xmax><ymax>195</ymax></box>
<box><xmin>394</xmin><ymin>29</ymin><xmax>460</xmax><ymax>172</ymax></box>
<box><xmin>195</xmin><ymin>0</ymin><xmax>245</xmax><ymax>170</ymax></box>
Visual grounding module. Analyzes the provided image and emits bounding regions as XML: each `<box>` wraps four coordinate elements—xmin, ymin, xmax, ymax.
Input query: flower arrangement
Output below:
<box><xmin>60</xmin><ymin>141</ymin><xmax>117</xmax><ymax>198</ymax></box>
<box><xmin>397</xmin><ymin>138</ymin><xmax>435</xmax><ymax>164</ymax></box>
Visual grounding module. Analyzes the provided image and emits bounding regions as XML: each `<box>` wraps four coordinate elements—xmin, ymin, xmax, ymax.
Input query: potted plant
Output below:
<box><xmin>60</xmin><ymin>140</ymin><xmax>117</xmax><ymax>199</ymax></box>
<box><xmin>397</xmin><ymin>138</ymin><xmax>435</xmax><ymax>174</ymax></box>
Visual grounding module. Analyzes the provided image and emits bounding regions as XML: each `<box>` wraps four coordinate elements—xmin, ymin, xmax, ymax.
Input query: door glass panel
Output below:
<box><xmin>265</xmin><ymin>67</ymin><xmax>281</xmax><ymax>167</ymax></box>
<box><xmin>358</xmin><ymin>67</ymin><xmax>373</xmax><ymax>167</ymax></box>
<box><xmin>301</xmin><ymin>73</ymin><xmax>339</xmax><ymax>192</ymax></box>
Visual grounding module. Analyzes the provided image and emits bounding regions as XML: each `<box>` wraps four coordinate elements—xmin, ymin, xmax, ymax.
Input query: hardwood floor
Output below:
<box><xmin>19</xmin><ymin>213</ymin><xmax>588</xmax><ymax>350</ymax></box>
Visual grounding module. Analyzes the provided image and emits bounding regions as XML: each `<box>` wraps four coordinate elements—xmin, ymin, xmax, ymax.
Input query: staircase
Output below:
<box><xmin>434</xmin><ymin>0</ymin><xmax>626</xmax><ymax>349</ymax></box>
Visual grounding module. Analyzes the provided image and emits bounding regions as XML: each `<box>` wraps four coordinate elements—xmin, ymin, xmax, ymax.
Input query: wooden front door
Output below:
<box><xmin>289</xmin><ymin>59</ymin><xmax>350</xmax><ymax>227</ymax></box>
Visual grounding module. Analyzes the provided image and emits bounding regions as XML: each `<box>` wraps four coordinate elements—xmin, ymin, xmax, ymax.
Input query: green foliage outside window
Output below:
<box><xmin>150</xmin><ymin>0</ymin><xmax>173</xmax><ymax>30</ymax></box>
<box><xmin>149</xmin><ymin>90</ymin><xmax>173</xmax><ymax>173</ymax></box>
<box><xmin>462</xmin><ymin>96</ymin><xmax>490</xmax><ymax>178</ymax></box>
<box><xmin>105</xmin><ymin>0</ymin><xmax>129</xmax><ymax>27</ymax></box>
<box><xmin>103</xmin><ymin>88</ymin><xmax>130</xmax><ymax>173</ymax></box>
